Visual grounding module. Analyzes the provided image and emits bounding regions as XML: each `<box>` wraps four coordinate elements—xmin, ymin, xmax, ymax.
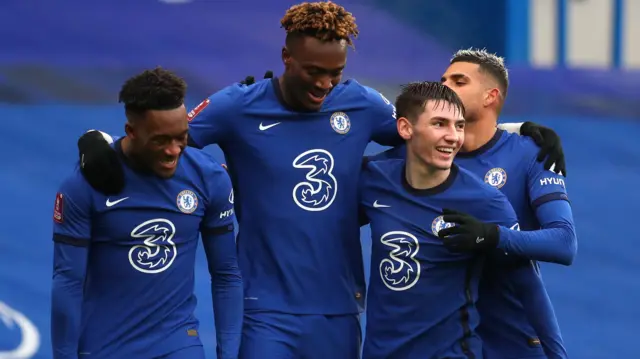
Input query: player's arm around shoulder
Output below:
<box><xmin>491</xmin><ymin>138</ymin><xmax>576</xmax><ymax>265</ymax></box>
<box><xmin>524</xmin><ymin>139</ymin><xmax>577</xmax><ymax>264</ymax></box>
<box><xmin>360</xmin><ymin>84</ymin><xmax>403</xmax><ymax>147</ymax></box>
<box><xmin>198</xmin><ymin>154</ymin><xmax>243</xmax><ymax>359</ymax></box>
<box><xmin>187</xmin><ymin>83</ymin><xmax>248</xmax><ymax>149</ymax></box>
<box><xmin>51</xmin><ymin>167</ymin><xmax>94</xmax><ymax>358</ymax></box>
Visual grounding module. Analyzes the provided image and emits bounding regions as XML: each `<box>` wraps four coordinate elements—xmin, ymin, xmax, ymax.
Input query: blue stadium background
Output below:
<box><xmin>1</xmin><ymin>1</ymin><xmax>639</xmax><ymax>358</ymax></box>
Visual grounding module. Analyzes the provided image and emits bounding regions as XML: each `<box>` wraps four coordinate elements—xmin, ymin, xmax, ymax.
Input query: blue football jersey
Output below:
<box><xmin>52</xmin><ymin>140</ymin><xmax>235</xmax><ymax>358</ymax></box>
<box><xmin>187</xmin><ymin>77</ymin><xmax>399</xmax><ymax>314</ymax></box>
<box><xmin>370</xmin><ymin>129</ymin><xmax>571</xmax><ymax>358</ymax></box>
<box><xmin>360</xmin><ymin>159</ymin><xmax>519</xmax><ymax>359</ymax></box>
<box><xmin>455</xmin><ymin>129</ymin><xmax>569</xmax><ymax>358</ymax></box>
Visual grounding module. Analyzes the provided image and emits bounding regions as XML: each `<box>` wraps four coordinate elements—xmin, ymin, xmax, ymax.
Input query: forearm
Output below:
<box><xmin>211</xmin><ymin>272</ymin><xmax>243</xmax><ymax>359</ymax></box>
<box><xmin>498</xmin><ymin>225</ymin><xmax>576</xmax><ymax>265</ymax></box>
<box><xmin>51</xmin><ymin>276</ymin><xmax>83</xmax><ymax>359</ymax></box>
<box><xmin>202</xmin><ymin>229</ymin><xmax>243</xmax><ymax>359</ymax></box>
<box><xmin>51</xmin><ymin>243</ymin><xmax>87</xmax><ymax>359</ymax></box>
<box><xmin>498</xmin><ymin>200</ymin><xmax>577</xmax><ymax>265</ymax></box>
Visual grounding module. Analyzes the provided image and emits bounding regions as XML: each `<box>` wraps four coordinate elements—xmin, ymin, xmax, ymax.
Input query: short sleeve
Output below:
<box><xmin>526</xmin><ymin>156</ymin><xmax>569</xmax><ymax>210</ymax></box>
<box><xmin>363</xmin><ymin>86</ymin><xmax>402</xmax><ymax>146</ymax></box>
<box><xmin>201</xmin><ymin>159</ymin><xmax>236</xmax><ymax>233</ymax></box>
<box><xmin>53</xmin><ymin>168</ymin><xmax>93</xmax><ymax>246</ymax></box>
<box><xmin>188</xmin><ymin>84</ymin><xmax>245</xmax><ymax>148</ymax></box>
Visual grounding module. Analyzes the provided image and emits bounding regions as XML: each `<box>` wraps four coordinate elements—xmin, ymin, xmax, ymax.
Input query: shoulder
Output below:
<box><xmin>330</xmin><ymin>79</ymin><xmax>394</xmax><ymax>111</ymax></box>
<box><xmin>182</xmin><ymin>148</ymin><xmax>228</xmax><ymax>181</ymax></box>
<box><xmin>350</xmin><ymin>79</ymin><xmax>394</xmax><ymax>107</ymax></box>
<box><xmin>193</xmin><ymin>81</ymin><xmax>260</xmax><ymax>115</ymax></box>
<box><xmin>57</xmin><ymin>165</ymin><xmax>96</xmax><ymax>207</ymax></box>
<box><xmin>361</xmin><ymin>158</ymin><xmax>403</xmax><ymax>183</ymax></box>
<box><xmin>499</xmin><ymin>130</ymin><xmax>539</xmax><ymax>161</ymax></box>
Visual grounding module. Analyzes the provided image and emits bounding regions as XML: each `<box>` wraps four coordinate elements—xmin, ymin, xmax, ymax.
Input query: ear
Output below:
<box><xmin>282</xmin><ymin>46</ymin><xmax>291</xmax><ymax>68</ymax></box>
<box><xmin>124</xmin><ymin>122</ymin><xmax>135</xmax><ymax>139</ymax></box>
<box><xmin>484</xmin><ymin>87</ymin><xmax>500</xmax><ymax>107</ymax></box>
<box><xmin>397</xmin><ymin>117</ymin><xmax>413</xmax><ymax>141</ymax></box>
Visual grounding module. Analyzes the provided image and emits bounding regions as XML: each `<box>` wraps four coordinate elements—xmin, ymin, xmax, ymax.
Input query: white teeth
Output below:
<box><xmin>437</xmin><ymin>147</ymin><xmax>454</xmax><ymax>153</ymax></box>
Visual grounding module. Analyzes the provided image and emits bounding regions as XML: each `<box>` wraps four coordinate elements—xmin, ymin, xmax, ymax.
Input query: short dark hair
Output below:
<box><xmin>281</xmin><ymin>1</ymin><xmax>359</xmax><ymax>47</ymax></box>
<box><xmin>395</xmin><ymin>81</ymin><xmax>465</xmax><ymax>122</ymax></box>
<box><xmin>119</xmin><ymin>67</ymin><xmax>187</xmax><ymax>117</ymax></box>
<box><xmin>450</xmin><ymin>48</ymin><xmax>509</xmax><ymax>98</ymax></box>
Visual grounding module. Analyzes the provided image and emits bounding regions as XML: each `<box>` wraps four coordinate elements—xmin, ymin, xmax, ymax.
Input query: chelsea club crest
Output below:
<box><xmin>330</xmin><ymin>112</ymin><xmax>351</xmax><ymax>134</ymax></box>
<box><xmin>484</xmin><ymin>167</ymin><xmax>507</xmax><ymax>188</ymax></box>
<box><xmin>431</xmin><ymin>215</ymin><xmax>454</xmax><ymax>236</ymax></box>
<box><xmin>176</xmin><ymin>190</ymin><xmax>198</xmax><ymax>214</ymax></box>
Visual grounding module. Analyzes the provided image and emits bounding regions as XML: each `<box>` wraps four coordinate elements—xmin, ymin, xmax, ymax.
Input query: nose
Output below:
<box><xmin>315</xmin><ymin>75</ymin><xmax>333</xmax><ymax>91</ymax></box>
<box><xmin>164</xmin><ymin>141</ymin><xmax>183</xmax><ymax>157</ymax></box>
<box><xmin>443</xmin><ymin>126</ymin><xmax>460</xmax><ymax>143</ymax></box>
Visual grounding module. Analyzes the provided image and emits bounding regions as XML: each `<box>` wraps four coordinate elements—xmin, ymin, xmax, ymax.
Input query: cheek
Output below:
<box><xmin>415</xmin><ymin>130</ymin><xmax>435</xmax><ymax>151</ymax></box>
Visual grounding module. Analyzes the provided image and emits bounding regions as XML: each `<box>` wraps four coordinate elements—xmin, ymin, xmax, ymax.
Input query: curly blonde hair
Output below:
<box><xmin>280</xmin><ymin>1</ymin><xmax>359</xmax><ymax>46</ymax></box>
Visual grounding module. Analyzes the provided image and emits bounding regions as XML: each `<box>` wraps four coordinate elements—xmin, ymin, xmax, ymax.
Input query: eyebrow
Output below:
<box><xmin>431</xmin><ymin>116</ymin><xmax>465</xmax><ymax>123</ymax></box>
<box><xmin>304</xmin><ymin>64</ymin><xmax>345</xmax><ymax>72</ymax></box>
<box><xmin>441</xmin><ymin>73</ymin><xmax>469</xmax><ymax>82</ymax></box>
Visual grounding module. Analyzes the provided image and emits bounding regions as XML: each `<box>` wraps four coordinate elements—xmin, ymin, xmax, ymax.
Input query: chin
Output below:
<box><xmin>431</xmin><ymin>160</ymin><xmax>454</xmax><ymax>171</ymax></box>
<box><xmin>154</xmin><ymin>168</ymin><xmax>177</xmax><ymax>179</ymax></box>
<box><xmin>302</xmin><ymin>100</ymin><xmax>323</xmax><ymax>111</ymax></box>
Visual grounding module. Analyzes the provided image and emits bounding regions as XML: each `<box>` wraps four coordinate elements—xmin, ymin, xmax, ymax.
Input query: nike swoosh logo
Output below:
<box><xmin>106</xmin><ymin>197</ymin><xmax>129</xmax><ymax>207</ymax></box>
<box><xmin>476</xmin><ymin>237</ymin><xmax>485</xmax><ymax>243</ymax></box>
<box><xmin>373</xmin><ymin>200</ymin><xmax>390</xmax><ymax>208</ymax></box>
<box><xmin>259</xmin><ymin>122</ymin><xmax>281</xmax><ymax>131</ymax></box>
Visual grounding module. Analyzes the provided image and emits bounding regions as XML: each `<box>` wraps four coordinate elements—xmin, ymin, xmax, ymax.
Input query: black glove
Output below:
<box><xmin>520</xmin><ymin>121</ymin><xmax>566</xmax><ymax>177</ymax></box>
<box><xmin>437</xmin><ymin>209</ymin><xmax>499</xmax><ymax>252</ymax></box>
<box><xmin>77</xmin><ymin>131</ymin><xmax>125</xmax><ymax>195</ymax></box>
<box><xmin>239</xmin><ymin>70</ymin><xmax>274</xmax><ymax>85</ymax></box>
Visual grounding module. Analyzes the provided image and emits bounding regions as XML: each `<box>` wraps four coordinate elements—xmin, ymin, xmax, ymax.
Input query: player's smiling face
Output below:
<box><xmin>399</xmin><ymin>100</ymin><xmax>465</xmax><ymax>171</ymax></box>
<box><xmin>127</xmin><ymin>105</ymin><xmax>189</xmax><ymax>178</ymax></box>
<box><xmin>282</xmin><ymin>36</ymin><xmax>347</xmax><ymax>111</ymax></box>
<box><xmin>440</xmin><ymin>62</ymin><xmax>485</xmax><ymax>121</ymax></box>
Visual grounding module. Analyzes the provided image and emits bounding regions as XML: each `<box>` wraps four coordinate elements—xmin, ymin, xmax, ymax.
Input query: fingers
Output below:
<box><xmin>556</xmin><ymin>158</ymin><xmax>567</xmax><ymax>177</ymax></box>
<box><xmin>543</xmin><ymin>153</ymin><xmax>556</xmax><ymax>172</ymax></box>
<box><xmin>442</xmin><ymin>208</ymin><xmax>463</xmax><ymax>216</ymax></box>
<box><xmin>437</xmin><ymin>226</ymin><xmax>463</xmax><ymax>238</ymax></box>
<box><xmin>530</xmin><ymin>129</ymin><xmax>545</xmax><ymax>148</ymax></box>
<box><xmin>442</xmin><ymin>215</ymin><xmax>468</xmax><ymax>226</ymax></box>
<box><xmin>241</xmin><ymin>76</ymin><xmax>255</xmax><ymax>85</ymax></box>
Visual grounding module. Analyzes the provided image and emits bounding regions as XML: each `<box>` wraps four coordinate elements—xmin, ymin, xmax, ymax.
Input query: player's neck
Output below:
<box><xmin>119</xmin><ymin>137</ymin><xmax>146</xmax><ymax>172</ymax></box>
<box><xmin>278</xmin><ymin>76</ymin><xmax>301</xmax><ymax>111</ymax></box>
<box><xmin>404</xmin><ymin>158</ymin><xmax>451</xmax><ymax>190</ymax></box>
<box><xmin>461</xmin><ymin>116</ymin><xmax>498</xmax><ymax>153</ymax></box>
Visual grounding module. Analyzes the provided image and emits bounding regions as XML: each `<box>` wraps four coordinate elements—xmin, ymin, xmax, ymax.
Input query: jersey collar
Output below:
<box><xmin>456</xmin><ymin>128</ymin><xmax>504</xmax><ymax>158</ymax></box>
<box><xmin>401</xmin><ymin>163</ymin><xmax>459</xmax><ymax>196</ymax></box>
